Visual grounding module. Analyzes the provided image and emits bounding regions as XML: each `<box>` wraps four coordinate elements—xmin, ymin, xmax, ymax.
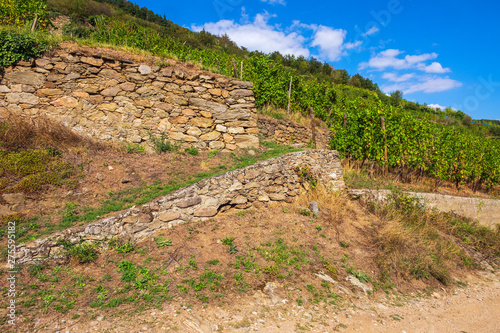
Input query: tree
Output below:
<box><xmin>462</xmin><ymin>115</ymin><xmax>472</xmax><ymax>126</ymax></box>
<box><xmin>390</xmin><ymin>90</ymin><xmax>403</xmax><ymax>106</ymax></box>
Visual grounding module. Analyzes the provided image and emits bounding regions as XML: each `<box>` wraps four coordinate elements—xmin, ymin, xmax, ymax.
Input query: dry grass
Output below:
<box><xmin>258</xmin><ymin>106</ymin><xmax>328</xmax><ymax>128</ymax></box>
<box><xmin>367</xmin><ymin>192</ymin><xmax>500</xmax><ymax>286</ymax></box>
<box><xmin>0</xmin><ymin>112</ymin><xmax>100</xmax><ymax>152</ymax></box>
<box><xmin>342</xmin><ymin>158</ymin><xmax>500</xmax><ymax>198</ymax></box>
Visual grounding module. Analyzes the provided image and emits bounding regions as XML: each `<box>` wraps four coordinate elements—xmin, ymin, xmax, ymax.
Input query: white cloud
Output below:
<box><xmin>261</xmin><ymin>0</ymin><xmax>286</xmax><ymax>5</ymax></box>
<box><xmin>192</xmin><ymin>12</ymin><xmax>309</xmax><ymax>57</ymax></box>
<box><xmin>428</xmin><ymin>103</ymin><xmax>446</xmax><ymax>110</ymax></box>
<box><xmin>359</xmin><ymin>49</ymin><xmax>450</xmax><ymax>74</ymax></box>
<box><xmin>363</xmin><ymin>26</ymin><xmax>379</xmax><ymax>36</ymax></box>
<box><xmin>381</xmin><ymin>76</ymin><xmax>462</xmax><ymax>94</ymax></box>
<box><xmin>311</xmin><ymin>26</ymin><xmax>346</xmax><ymax>61</ymax></box>
<box><xmin>193</xmin><ymin>13</ymin><xmax>360</xmax><ymax>62</ymax></box>
<box><xmin>311</xmin><ymin>26</ymin><xmax>362</xmax><ymax>61</ymax></box>
<box><xmin>382</xmin><ymin>72</ymin><xmax>415</xmax><ymax>82</ymax></box>
<box><xmin>420</xmin><ymin>62</ymin><xmax>451</xmax><ymax>74</ymax></box>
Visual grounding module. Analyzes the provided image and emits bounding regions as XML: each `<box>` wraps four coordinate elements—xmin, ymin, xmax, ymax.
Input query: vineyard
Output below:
<box><xmin>329</xmin><ymin>99</ymin><xmax>500</xmax><ymax>192</ymax></box>
<box><xmin>1</xmin><ymin>0</ymin><xmax>500</xmax><ymax>193</ymax></box>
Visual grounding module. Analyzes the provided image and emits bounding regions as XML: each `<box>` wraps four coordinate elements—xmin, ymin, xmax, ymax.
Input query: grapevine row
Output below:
<box><xmin>329</xmin><ymin>99</ymin><xmax>500</xmax><ymax>192</ymax></box>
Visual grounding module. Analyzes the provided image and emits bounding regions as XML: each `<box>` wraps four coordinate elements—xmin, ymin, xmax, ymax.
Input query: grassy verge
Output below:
<box><xmin>343</xmin><ymin>159</ymin><xmax>500</xmax><ymax>198</ymax></box>
<box><xmin>368</xmin><ymin>191</ymin><xmax>500</xmax><ymax>286</ymax></box>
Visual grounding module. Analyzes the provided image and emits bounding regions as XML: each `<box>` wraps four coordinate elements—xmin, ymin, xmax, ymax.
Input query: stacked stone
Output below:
<box><xmin>14</xmin><ymin>150</ymin><xmax>344</xmax><ymax>264</ymax></box>
<box><xmin>257</xmin><ymin>114</ymin><xmax>330</xmax><ymax>149</ymax></box>
<box><xmin>0</xmin><ymin>51</ymin><xmax>258</xmax><ymax>150</ymax></box>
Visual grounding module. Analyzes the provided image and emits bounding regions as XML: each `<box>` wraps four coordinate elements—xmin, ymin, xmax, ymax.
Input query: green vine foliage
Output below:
<box><xmin>329</xmin><ymin>98</ymin><xmax>500</xmax><ymax>192</ymax></box>
<box><xmin>0</xmin><ymin>31</ymin><xmax>47</xmax><ymax>68</ymax></box>
<box><xmin>0</xmin><ymin>0</ymin><xmax>53</xmax><ymax>30</ymax></box>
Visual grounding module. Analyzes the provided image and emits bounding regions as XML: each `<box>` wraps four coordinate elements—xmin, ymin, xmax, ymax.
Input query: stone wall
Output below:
<box><xmin>258</xmin><ymin>114</ymin><xmax>330</xmax><ymax>149</ymax></box>
<box><xmin>348</xmin><ymin>189</ymin><xmax>500</xmax><ymax>228</ymax></box>
<box><xmin>0</xmin><ymin>49</ymin><xmax>258</xmax><ymax>151</ymax></box>
<box><xmin>15</xmin><ymin>150</ymin><xmax>344</xmax><ymax>264</ymax></box>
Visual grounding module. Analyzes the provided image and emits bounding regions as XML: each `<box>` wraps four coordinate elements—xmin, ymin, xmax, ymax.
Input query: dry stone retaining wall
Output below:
<box><xmin>258</xmin><ymin>114</ymin><xmax>330</xmax><ymax>149</ymax></box>
<box><xmin>349</xmin><ymin>189</ymin><xmax>500</xmax><ymax>228</ymax></box>
<box><xmin>0</xmin><ymin>50</ymin><xmax>258</xmax><ymax>151</ymax></box>
<box><xmin>15</xmin><ymin>150</ymin><xmax>344</xmax><ymax>264</ymax></box>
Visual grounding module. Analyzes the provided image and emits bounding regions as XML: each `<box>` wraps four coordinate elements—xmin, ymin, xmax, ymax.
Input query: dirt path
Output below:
<box><xmin>19</xmin><ymin>271</ymin><xmax>499</xmax><ymax>333</ymax></box>
<box><xmin>341</xmin><ymin>271</ymin><xmax>500</xmax><ymax>333</ymax></box>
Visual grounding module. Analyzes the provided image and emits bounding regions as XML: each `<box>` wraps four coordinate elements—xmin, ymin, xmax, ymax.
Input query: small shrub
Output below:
<box><xmin>0</xmin><ymin>31</ymin><xmax>48</xmax><ymax>69</ymax></box>
<box><xmin>148</xmin><ymin>131</ymin><xmax>173</xmax><ymax>153</ymax></box>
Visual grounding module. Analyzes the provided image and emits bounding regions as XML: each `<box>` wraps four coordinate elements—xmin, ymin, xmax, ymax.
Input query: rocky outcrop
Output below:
<box><xmin>0</xmin><ymin>50</ymin><xmax>258</xmax><ymax>151</ymax></box>
<box><xmin>14</xmin><ymin>150</ymin><xmax>344</xmax><ymax>264</ymax></box>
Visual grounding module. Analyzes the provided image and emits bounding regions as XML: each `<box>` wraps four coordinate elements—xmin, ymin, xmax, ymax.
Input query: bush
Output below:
<box><xmin>0</xmin><ymin>31</ymin><xmax>47</xmax><ymax>69</ymax></box>
<box><xmin>62</xmin><ymin>23</ymin><xmax>92</xmax><ymax>38</ymax></box>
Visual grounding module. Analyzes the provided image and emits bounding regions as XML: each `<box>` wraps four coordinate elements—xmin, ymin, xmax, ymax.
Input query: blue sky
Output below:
<box><xmin>134</xmin><ymin>0</ymin><xmax>499</xmax><ymax>120</ymax></box>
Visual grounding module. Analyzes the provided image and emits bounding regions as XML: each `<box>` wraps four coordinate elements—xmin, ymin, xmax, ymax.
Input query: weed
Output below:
<box><xmin>118</xmin><ymin>261</ymin><xmax>137</xmax><ymax>282</ymax></box>
<box><xmin>298</xmin><ymin>208</ymin><xmax>311</xmax><ymax>216</ymax></box>
<box><xmin>148</xmin><ymin>131</ymin><xmax>173</xmax><ymax>153</ymax></box>
<box><xmin>208</xmin><ymin>150</ymin><xmax>218</xmax><ymax>159</ymax></box>
<box><xmin>188</xmin><ymin>260</ymin><xmax>198</xmax><ymax>270</ymax></box>
<box><xmin>208</xmin><ymin>259</ymin><xmax>220</xmax><ymax>266</ymax></box>
<box><xmin>154</xmin><ymin>236</ymin><xmax>172</xmax><ymax>247</ymax></box>
<box><xmin>58</xmin><ymin>240</ymin><xmax>99</xmax><ymax>263</ymax></box>
<box><xmin>185</xmin><ymin>147</ymin><xmax>198</xmax><ymax>156</ymax></box>
<box><xmin>125</xmin><ymin>143</ymin><xmax>145</xmax><ymax>154</ymax></box>
<box><xmin>116</xmin><ymin>242</ymin><xmax>135</xmax><ymax>254</ymax></box>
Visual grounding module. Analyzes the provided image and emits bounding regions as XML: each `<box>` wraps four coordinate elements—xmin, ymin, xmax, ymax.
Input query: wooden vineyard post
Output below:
<box><xmin>200</xmin><ymin>57</ymin><xmax>203</xmax><ymax>68</ymax></box>
<box><xmin>216</xmin><ymin>58</ymin><xmax>220</xmax><ymax>72</ymax></box>
<box><xmin>232</xmin><ymin>58</ymin><xmax>237</xmax><ymax>78</ymax></box>
<box><xmin>381</xmin><ymin>116</ymin><xmax>388</xmax><ymax>177</ymax></box>
<box><xmin>287</xmin><ymin>76</ymin><xmax>293</xmax><ymax>115</ymax></box>
<box><xmin>310</xmin><ymin>107</ymin><xmax>316</xmax><ymax>149</ymax></box>
<box><xmin>343</xmin><ymin>112</ymin><xmax>349</xmax><ymax>166</ymax></box>
<box><xmin>31</xmin><ymin>14</ymin><xmax>38</xmax><ymax>31</ymax></box>
<box><xmin>240</xmin><ymin>61</ymin><xmax>243</xmax><ymax>80</ymax></box>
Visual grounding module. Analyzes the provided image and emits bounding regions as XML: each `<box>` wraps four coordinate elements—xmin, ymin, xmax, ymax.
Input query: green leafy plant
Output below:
<box><xmin>116</xmin><ymin>242</ymin><xmax>134</xmax><ymax>254</ymax></box>
<box><xmin>125</xmin><ymin>143</ymin><xmax>145</xmax><ymax>154</ymax></box>
<box><xmin>185</xmin><ymin>147</ymin><xmax>198</xmax><ymax>156</ymax></box>
<box><xmin>58</xmin><ymin>240</ymin><xmax>99</xmax><ymax>263</ymax></box>
<box><xmin>154</xmin><ymin>236</ymin><xmax>172</xmax><ymax>247</ymax></box>
<box><xmin>148</xmin><ymin>131</ymin><xmax>173</xmax><ymax>153</ymax></box>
